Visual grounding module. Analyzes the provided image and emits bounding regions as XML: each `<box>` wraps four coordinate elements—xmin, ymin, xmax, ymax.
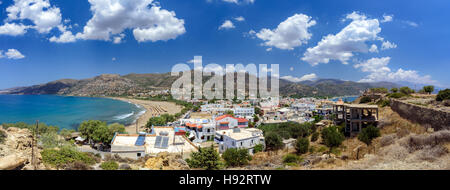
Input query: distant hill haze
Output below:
<box><xmin>1</xmin><ymin>72</ymin><xmax>399</xmax><ymax>98</ymax></box>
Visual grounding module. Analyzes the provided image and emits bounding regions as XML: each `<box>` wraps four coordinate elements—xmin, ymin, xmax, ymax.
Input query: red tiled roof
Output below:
<box><xmin>237</xmin><ymin>118</ymin><xmax>248</xmax><ymax>122</ymax></box>
<box><xmin>215</xmin><ymin>114</ymin><xmax>233</xmax><ymax>121</ymax></box>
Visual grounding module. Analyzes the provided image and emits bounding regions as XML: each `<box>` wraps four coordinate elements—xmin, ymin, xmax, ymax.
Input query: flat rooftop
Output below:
<box><xmin>218</xmin><ymin>128</ymin><xmax>263</xmax><ymax>141</ymax></box>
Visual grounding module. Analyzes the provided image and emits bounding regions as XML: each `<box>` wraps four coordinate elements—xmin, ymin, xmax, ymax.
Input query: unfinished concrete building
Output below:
<box><xmin>333</xmin><ymin>102</ymin><xmax>379</xmax><ymax>136</ymax></box>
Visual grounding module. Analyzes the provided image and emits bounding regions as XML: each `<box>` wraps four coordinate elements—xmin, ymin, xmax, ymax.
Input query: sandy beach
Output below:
<box><xmin>111</xmin><ymin>97</ymin><xmax>183</xmax><ymax>134</ymax></box>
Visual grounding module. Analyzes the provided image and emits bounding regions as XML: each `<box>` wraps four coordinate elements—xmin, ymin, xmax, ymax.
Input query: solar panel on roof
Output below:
<box><xmin>154</xmin><ymin>136</ymin><xmax>163</xmax><ymax>148</ymax></box>
<box><xmin>161</xmin><ymin>136</ymin><xmax>169</xmax><ymax>149</ymax></box>
<box><xmin>135</xmin><ymin>135</ymin><xmax>146</xmax><ymax>146</ymax></box>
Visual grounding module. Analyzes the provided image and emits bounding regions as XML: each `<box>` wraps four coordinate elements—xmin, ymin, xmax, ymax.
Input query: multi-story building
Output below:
<box><xmin>333</xmin><ymin>100</ymin><xmax>379</xmax><ymax>136</ymax></box>
<box><xmin>215</xmin><ymin>128</ymin><xmax>265</xmax><ymax>154</ymax></box>
<box><xmin>215</xmin><ymin>115</ymin><xmax>249</xmax><ymax>130</ymax></box>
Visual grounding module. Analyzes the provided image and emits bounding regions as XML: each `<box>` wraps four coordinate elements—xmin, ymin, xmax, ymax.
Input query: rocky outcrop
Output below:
<box><xmin>0</xmin><ymin>127</ymin><xmax>45</xmax><ymax>170</ymax></box>
<box><xmin>390</xmin><ymin>99</ymin><xmax>450</xmax><ymax>131</ymax></box>
<box><xmin>144</xmin><ymin>152</ymin><xmax>189</xmax><ymax>170</ymax></box>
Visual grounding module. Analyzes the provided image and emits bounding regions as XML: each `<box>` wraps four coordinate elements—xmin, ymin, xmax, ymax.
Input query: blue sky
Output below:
<box><xmin>0</xmin><ymin>0</ymin><xmax>449</xmax><ymax>89</ymax></box>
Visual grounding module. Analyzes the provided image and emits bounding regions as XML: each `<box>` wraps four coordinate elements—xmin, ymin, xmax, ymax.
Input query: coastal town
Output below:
<box><xmin>1</xmin><ymin>85</ymin><xmax>448</xmax><ymax>170</ymax></box>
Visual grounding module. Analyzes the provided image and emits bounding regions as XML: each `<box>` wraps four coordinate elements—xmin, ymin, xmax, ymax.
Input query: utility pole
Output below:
<box><xmin>32</xmin><ymin>120</ymin><xmax>39</xmax><ymax>170</ymax></box>
<box><xmin>136</xmin><ymin>120</ymin><xmax>138</xmax><ymax>134</ymax></box>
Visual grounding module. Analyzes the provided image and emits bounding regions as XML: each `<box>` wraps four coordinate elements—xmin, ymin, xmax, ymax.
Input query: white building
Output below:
<box><xmin>215</xmin><ymin>128</ymin><xmax>265</xmax><ymax>154</ymax></box>
<box><xmin>111</xmin><ymin>127</ymin><xmax>197</xmax><ymax>159</ymax></box>
<box><xmin>215</xmin><ymin>115</ymin><xmax>249</xmax><ymax>130</ymax></box>
<box><xmin>233</xmin><ymin>107</ymin><xmax>255</xmax><ymax>118</ymax></box>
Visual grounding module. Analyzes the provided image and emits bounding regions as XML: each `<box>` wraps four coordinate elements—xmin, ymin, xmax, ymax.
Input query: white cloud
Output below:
<box><xmin>256</xmin><ymin>14</ymin><xmax>316</xmax><ymax>50</ymax></box>
<box><xmin>281</xmin><ymin>73</ymin><xmax>318</xmax><ymax>82</ymax></box>
<box><xmin>222</xmin><ymin>0</ymin><xmax>254</xmax><ymax>4</ymax></box>
<box><xmin>369</xmin><ymin>44</ymin><xmax>378</xmax><ymax>53</ymax></box>
<box><xmin>302</xmin><ymin>12</ymin><xmax>383</xmax><ymax>66</ymax></box>
<box><xmin>381</xmin><ymin>14</ymin><xmax>393</xmax><ymax>23</ymax></box>
<box><xmin>355</xmin><ymin>57</ymin><xmax>437</xmax><ymax>85</ymax></box>
<box><xmin>289</xmin><ymin>67</ymin><xmax>294</xmax><ymax>71</ymax></box>
<box><xmin>219</xmin><ymin>20</ymin><xmax>235</xmax><ymax>30</ymax></box>
<box><xmin>0</xmin><ymin>23</ymin><xmax>29</xmax><ymax>36</ymax></box>
<box><xmin>112</xmin><ymin>57</ymin><xmax>116</xmax><ymax>61</ymax></box>
<box><xmin>0</xmin><ymin>49</ymin><xmax>25</xmax><ymax>59</ymax></box>
<box><xmin>4</xmin><ymin>0</ymin><xmax>62</xmax><ymax>33</ymax></box>
<box><xmin>381</xmin><ymin>40</ymin><xmax>397</xmax><ymax>50</ymax></box>
<box><xmin>403</xmin><ymin>20</ymin><xmax>419</xmax><ymax>27</ymax></box>
<box><xmin>113</xmin><ymin>34</ymin><xmax>126</xmax><ymax>44</ymax></box>
<box><xmin>234</xmin><ymin>16</ymin><xmax>245</xmax><ymax>22</ymax></box>
<box><xmin>49</xmin><ymin>25</ymin><xmax>76</xmax><ymax>43</ymax></box>
<box><xmin>76</xmin><ymin>0</ymin><xmax>186</xmax><ymax>43</ymax></box>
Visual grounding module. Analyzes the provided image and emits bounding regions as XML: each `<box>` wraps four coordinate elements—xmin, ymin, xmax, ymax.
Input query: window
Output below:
<box><xmin>137</xmin><ymin>153</ymin><xmax>142</xmax><ymax>157</ymax></box>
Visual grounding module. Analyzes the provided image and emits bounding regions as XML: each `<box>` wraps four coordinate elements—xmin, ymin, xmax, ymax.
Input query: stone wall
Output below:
<box><xmin>390</xmin><ymin>99</ymin><xmax>450</xmax><ymax>131</ymax></box>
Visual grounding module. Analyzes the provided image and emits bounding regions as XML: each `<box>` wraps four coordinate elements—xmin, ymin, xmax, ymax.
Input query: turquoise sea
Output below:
<box><xmin>331</xmin><ymin>96</ymin><xmax>358</xmax><ymax>102</ymax></box>
<box><xmin>0</xmin><ymin>95</ymin><xmax>145</xmax><ymax>130</ymax></box>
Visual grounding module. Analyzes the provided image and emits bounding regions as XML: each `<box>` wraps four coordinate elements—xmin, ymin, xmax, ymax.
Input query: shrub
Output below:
<box><xmin>41</xmin><ymin>147</ymin><xmax>95</xmax><ymax>169</ymax></box>
<box><xmin>119</xmin><ymin>163</ymin><xmax>132</xmax><ymax>170</ymax></box>
<box><xmin>371</xmin><ymin>87</ymin><xmax>388</xmax><ymax>94</ymax></box>
<box><xmin>390</xmin><ymin>88</ymin><xmax>398</xmax><ymax>93</ymax></box>
<box><xmin>399</xmin><ymin>86</ymin><xmax>414</xmax><ymax>95</ymax></box>
<box><xmin>282</xmin><ymin>154</ymin><xmax>302</xmax><ymax>165</ymax></box>
<box><xmin>0</xmin><ymin>130</ymin><xmax>6</xmax><ymax>144</ymax></box>
<box><xmin>358</xmin><ymin>126</ymin><xmax>381</xmax><ymax>146</ymax></box>
<box><xmin>311</xmin><ymin>132</ymin><xmax>319</xmax><ymax>142</ymax></box>
<box><xmin>64</xmin><ymin>161</ymin><xmax>92</xmax><ymax>170</ymax></box>
<box><xmin>379</xmin><ymin>134</ymin><xmax>396</xmax><ymax>147</ymax></box>
<box><xmin>436</xmin><ymin>89</ymin><xmax>450</xmax><ymax>101</ymax></box>
<box><xmin>388</xmin><ymin>92</ymin><xmax>407</xmax><ymax>99</ymax></box>
<box><xmin>321</xmin><ymin>126</ymin><xmax>345</xmax><ymax>150</ymax></box>
<box><xmin>264</xmin><ymin>132</ymin><xmax>284</xmax><ymax>151</ymax></box>
<box><xmin>222</xmin><ymin>148</ymin><xmax>252</xmax><ymax>167</ymax></box>
<box><xmin>295</xmin><ymin>137</ymin><xmax>309</xmax><ymax>155</ymax></box>
<box><xmin>254</xmin><ymin>144</ymin><xmax>264</xmax><ymax>153</ymax></box>
<box><xmin>376</xmin><ymin>99</ymin><xmax>390</xmax><ymax>107</ymax></box>
<box><xmin>100</xmin><ymin>161</ymin><xmax>119</xmax><ymax>170</ymax></box>
<box><xmin>359</xmin><ymin>96</ymin><xmax>372</xmax><ymax>104</ymax></box>
<box><xmin>186</xmin><ymin>146</ymin><xmax>222</xmax><ymax>170</ymax></box>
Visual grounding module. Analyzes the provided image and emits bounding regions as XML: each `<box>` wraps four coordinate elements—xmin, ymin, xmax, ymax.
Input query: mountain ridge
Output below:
<box><xmin>1</xmin><ymin>72</ymin><xmax>400</xmax><ymax>97</ymax></box>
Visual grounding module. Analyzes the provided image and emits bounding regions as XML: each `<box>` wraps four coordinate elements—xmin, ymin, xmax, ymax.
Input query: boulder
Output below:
<box><xmin>0</xmin><ymin>154</ymin><xmax>27</xmax><ymax>170</ymax></box>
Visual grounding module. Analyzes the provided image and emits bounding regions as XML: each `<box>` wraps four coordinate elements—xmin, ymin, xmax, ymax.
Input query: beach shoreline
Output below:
<box><xmin>109</xmin><ymin>97</ymin><xmax>183</xmax><ymax>134</ymax></box>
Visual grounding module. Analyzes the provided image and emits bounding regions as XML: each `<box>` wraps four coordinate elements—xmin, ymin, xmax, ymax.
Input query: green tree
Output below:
<box><xmin>253</xmin><ymin>114</ymin><xmax>260</xmax><ymax>123</ymax></box>
<box><xmin>59</xmin><ymin>129</ymin><xmax>75</xmax><ymax>139</ymax></box>
<box><xmin>321</xmin><ymin>126</ymin><xmax>345</xmax><ymax>152</ymax></box>
<box><xmin>222</xmin><ymin>148</ymin><xmax>252</xmax><ymax>167</ymax></box>
<box><xmin>186</xmin><ymin>146</ymin><xmax>222</xmax><ymax>170</ymax></box>
<box><xmin>264</xmin><ymin>132</ymin><xmax>284</xmax><ymax>151</ymax></box>
<box><xmin>92</xmin><ymin>125</ymin><xmax>112</xmax><ymax>144</ymax></box>
<box><xmin>295</xmin><ymin>137</ymin><xmax>309</xmax><ymax>155</ymax></box>
<box><xmin>390</xmin><ymin>88</ymin><xmax>398</xmax><ymax>93</ymax></box>
<box><xmin>108</xmin><ymin>123</ymin><xmax>126</xmax><ymax>134</ymax></box>
<box><xmin>423</xmin><ymin>85</ymin><xmax>434</xmax><ymax>94</ymax></box>
<box><xmin>78</xmin><ymin>120</ymin><xmax>106</xmax><ymax>143</ymax></box>
<box><xmin>224</xmin><ymin>110</ymin><xmax>235</xmax><ymax>116</ymax></box>
<box><xmin>359</xmin><ymin>96</ymin><xmax>372</xmax><ymax>104</ymax></box>
<box><xmin>100</xmin><ymin>161</ymin><xmax>119</xmax><ymax>170</ymax></box>
<box><xmin>358</xmin><ymin>126</ymin><xmax>380</xmax><ymax>146</ymax></box>
<box><xmin>255</xmin><ymin>107</ymin><xmax>263</xmax><ymax>116</ymax></box>
<box><xmin>436</xmin><ymin>89</ymin><xmax>450</xmax><ymax>101</ymax></box>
